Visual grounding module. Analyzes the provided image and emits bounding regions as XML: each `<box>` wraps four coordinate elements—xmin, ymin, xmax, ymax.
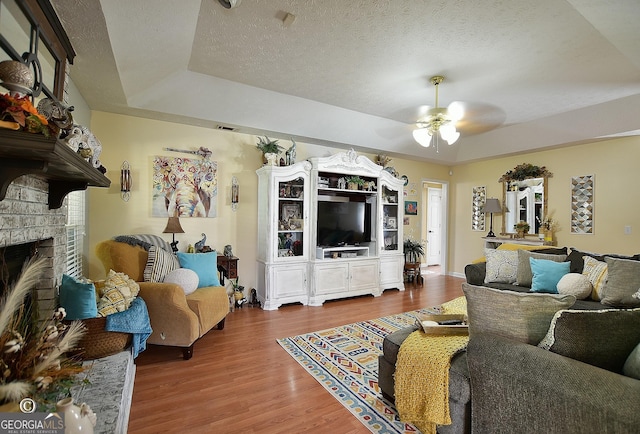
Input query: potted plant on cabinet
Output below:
<box><xmin>256</xmin><ymin>136</ymin><xmax>284</xmax><ymax>166</ymax></box>
<box><xmin>403</xmin><ymin>239</ymin><xmax>425</xmax><ymax>283</ymax></box>
<box><xmin>345</xmin><ymin>175</ymin><xmax>364</xmax><ymax>190</ymax></box>
<box><xmin>514</xmin><ymin>220</ymin><xmax>530</xmax><ymax>238</ymax></box>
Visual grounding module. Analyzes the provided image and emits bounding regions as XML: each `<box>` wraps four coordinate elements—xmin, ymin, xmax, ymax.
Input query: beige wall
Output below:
<box><xmin>449</xmin><ymin>136</ymin><xmax>640</xmax><ymax>274</ymax></box>
<box><xmin>86</xmin><ymin>111</ymin><xmax>440</xmax><ymax>291</ymax></box>
<box><xmin>86</xmin><ymin>110</ymin><xmax>638</xmax><ymax>287</ymax></box>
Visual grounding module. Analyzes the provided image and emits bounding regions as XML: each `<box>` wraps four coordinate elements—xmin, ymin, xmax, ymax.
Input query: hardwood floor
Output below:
<box><xmin>128</xmin><ymin>273</ymin><xmax>464</xmax><ymax>433</ymax></box>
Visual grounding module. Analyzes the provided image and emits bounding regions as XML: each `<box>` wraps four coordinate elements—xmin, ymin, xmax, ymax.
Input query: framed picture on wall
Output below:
<box><xmin>405</xmin><ymin>201</ymin><xmax>418</xmax><ymax>215</ymax></box>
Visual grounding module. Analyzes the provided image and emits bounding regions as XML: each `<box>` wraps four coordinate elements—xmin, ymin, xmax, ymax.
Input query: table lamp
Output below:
<box><xmin>482</xmin><ymin>198</ymin><xmax>503</xmax><ymax>238</ymax></box>
<box><xmin>163</xmin><ymin>216</ymin><xmax>185</xmax><ymax>252</ymax></box>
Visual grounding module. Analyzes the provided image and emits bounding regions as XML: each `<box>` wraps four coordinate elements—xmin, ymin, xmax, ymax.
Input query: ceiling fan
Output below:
<box><xmin>413</xmin><ymin>75</ymin><xmax>464</xmax><ymax>151</ymax></box>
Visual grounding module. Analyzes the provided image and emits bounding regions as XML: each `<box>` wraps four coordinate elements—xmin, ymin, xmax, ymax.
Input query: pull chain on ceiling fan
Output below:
<box><xmin>413</xmin><ymin>76</ymin><xmax>464</xmax><ymax>152</ymax></box>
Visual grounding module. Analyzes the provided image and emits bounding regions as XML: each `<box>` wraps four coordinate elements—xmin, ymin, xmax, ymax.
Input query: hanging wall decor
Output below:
<box><xmin>152</xmin><ymin>156</ymin><xmax>218</xmax><ymax>218</ymax></box>
<box><xmin>405</xmin><ymin>201</ymin><xmax>418</xmax><ymax>216</ymax></box>
<box><xmin>472</xmin><ymin>186</ymin><xmax>486</xmax><ymax>231</ymax></box>
<box><xmin>571</xmin><ymin>174</ymin><xmax>594</xmax><ymax>234</ymax></box>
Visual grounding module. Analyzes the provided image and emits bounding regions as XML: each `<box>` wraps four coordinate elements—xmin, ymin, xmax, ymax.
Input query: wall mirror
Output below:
<box><xmin>499</xmin><ymin>164</ymin><xmax>552</xmax><ymax>235</ymax></box>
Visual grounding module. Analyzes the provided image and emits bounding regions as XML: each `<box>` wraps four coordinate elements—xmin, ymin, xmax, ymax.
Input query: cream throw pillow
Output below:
<box><xmin>581</xmin><ymin>256</ymin><xmax>608</xmax><ymax>301</ymax></box>
<box><xmin>556</xmin><ymin>273</ymin><xmax>593</xmax><ymax>300</ymax></box>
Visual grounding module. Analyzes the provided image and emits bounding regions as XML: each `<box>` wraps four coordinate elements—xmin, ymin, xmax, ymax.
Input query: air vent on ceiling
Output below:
<box><xmin>216</xmin><ymin>124</ymin><xmax>237</xmax><ymax>132</ymax></box>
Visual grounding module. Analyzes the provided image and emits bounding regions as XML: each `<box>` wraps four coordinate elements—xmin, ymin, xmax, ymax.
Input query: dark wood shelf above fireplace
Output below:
<box><xmin>0</xmin><ymin>129</ymin><xmax>111</xmax><ymax>209</ymax></box>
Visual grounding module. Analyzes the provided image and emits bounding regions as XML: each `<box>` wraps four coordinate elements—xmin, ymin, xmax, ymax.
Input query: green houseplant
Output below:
<box><xmin>344</xmin><ymin>175</ymin><xmax>364</xmax><ymax>190</ymax></box>
<box><xmin>256</xmin><ymin>136</ymin><xmax>284</xmax><ymax>165</ymax></box>
<box><xmin>403</xmin><ymin>239</ymin><xmax>425</xmax><ymax>264</ymax></box>
<box><xmin>514</xmin><ymin>220</ymin><xmax>530</xmax><ymax>237</ymax></box>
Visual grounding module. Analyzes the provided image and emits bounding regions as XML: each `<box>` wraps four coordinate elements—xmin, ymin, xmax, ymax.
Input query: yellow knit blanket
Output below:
<box><xmin>395</xmin><ymin>297</ymin><xmax>468</xmax><ymax>434</ymax></box>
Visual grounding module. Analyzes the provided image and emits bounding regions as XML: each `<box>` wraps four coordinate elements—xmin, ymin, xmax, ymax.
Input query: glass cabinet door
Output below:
<box><xmin>381</xmin><ymin>185</ymin><xmax>399</xmax><ymax>252</ymax></box>
<box><xmin>276</xmin><ymin>176</ymin><xmax>306</xmax><ymax>259</ymax></box>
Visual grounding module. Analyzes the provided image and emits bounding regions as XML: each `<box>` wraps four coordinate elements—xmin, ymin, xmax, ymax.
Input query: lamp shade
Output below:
<box><xmin>162</xmin><ymin>216</ymin><xmax>185</xmax><ymax>234</ymax></box>
<box><xmin>482</xmin><ymin>198</ymin><xmax>502</xmax><ymax>214</ymax></box>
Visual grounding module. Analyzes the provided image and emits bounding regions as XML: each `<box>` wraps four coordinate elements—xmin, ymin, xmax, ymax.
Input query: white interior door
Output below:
<box><xmin>427</xmin><ymin>187</ymin><xmax>442</xmax><ymax>266</ymax></box>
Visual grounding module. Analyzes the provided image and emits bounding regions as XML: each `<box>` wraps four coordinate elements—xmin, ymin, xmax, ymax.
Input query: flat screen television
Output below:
<box><xmin>316</xmin><ymin>200</ymin><xmax>371</xmax><ymax>246</ymax></box>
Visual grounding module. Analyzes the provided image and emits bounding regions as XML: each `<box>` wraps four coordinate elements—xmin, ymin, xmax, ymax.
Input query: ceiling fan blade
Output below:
<box><xmin>454</xmin><ymin>102</ymin><xmax>506</xmax><ymax>135</ymax></box>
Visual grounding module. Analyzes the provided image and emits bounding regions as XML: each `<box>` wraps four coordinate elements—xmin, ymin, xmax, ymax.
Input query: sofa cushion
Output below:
<box><xmin>581</xmin><ymin>256</ymin><xmax>608</xmax><ymax>301</ymax></box>
<box><xmin>567</xmin><ymin>248</ymin><xmax>639</xmax><ymax>274</ymax></box>
<box><xmin>163</xmin><ymin>268</ymin><xmax>199</xmax><ymax>295</ymax></box>
<box><xmin>516</xmin><ymin>249</ymin><xmax>568</xmax><ymax>287</ymax></box>
<box><xmin>96</xmin><ymin>240</ymin><xmax>148</xmax><ymax>282</ymax></box>
<box><xmin>556</xmin><ymin>273</ymin><xmax>593</xmax><ymax>299</ymax></box>
<box><xmin>484</xmin><ymin>249</ymin><xmax>518</xmax><ymax>284</ymax></box>
<box><xmin>177</xmin><ymin>251</ymin><xmax>221</xmax><ymax>288</ymax></box>
<box><xmin>530</xmin><ymin>258</ymin><xmax>570</xmax><ymax>293</ymax></box>
<box><xmin>186</xmin><ymin>286</ymin><xmax>230</xmax><ymax>336</ymax></box>
<box><xmin>59</xmin><ymin>274</ymin><xmax>98</xmax><ymax>320</ymax></box>
<box><xmin>600</xmin><ymin>257</ymin><xmax>640</xmax><ymax>308</ymax></box>
<box><xmin>462</xmin><ymin>283</ymin><xmax>576</xmax><ymax>345</ymax></box>
<box><xmin>624</xmin><ymin>343</ymin><xmax>640</xmax><ymax>380</ymax></box>
<box><xmin>538</xmin><ymin>308</ymin><xmax>640</xmax><ymax>373</ymax></box>
<box><xmin>381</xmin><ymin>325</ymin><xmax>419</xmax><ymax>365</ymax></box>
<box><xmin>143</xmin><ymin>245</ymin><xmax>180</xmax><ymax>283</ymax></box>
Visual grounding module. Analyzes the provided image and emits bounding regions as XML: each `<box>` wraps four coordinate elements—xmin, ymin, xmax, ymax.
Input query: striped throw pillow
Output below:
<box><xmin>582</xmin><ymin>255</ymin><xmax>608</xmax><ymax>301</ymax></box>
<box><xmin>143</xmin><ymin>245</ymin><xmax>180</xmax><ymax>282</ymax></box>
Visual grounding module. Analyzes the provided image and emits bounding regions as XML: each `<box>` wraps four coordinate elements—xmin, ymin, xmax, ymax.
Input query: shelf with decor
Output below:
<box><xmin>0</xmin><ymin>129</ymin><xmax>111</xmax><ymax>208</ymax></box>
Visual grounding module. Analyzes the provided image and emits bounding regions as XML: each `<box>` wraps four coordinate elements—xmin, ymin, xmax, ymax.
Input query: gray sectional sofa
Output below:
<box><xmin>379</xmin><ymin>246</ymin><xmax>640</xmax><ymax>433</ymax></box>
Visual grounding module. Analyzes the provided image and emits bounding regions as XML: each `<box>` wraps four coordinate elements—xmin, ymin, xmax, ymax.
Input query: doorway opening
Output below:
<box><xmin>420</xmin><ymin>180</ymin><xmax>448</xmax><ymax>275</ymax></box>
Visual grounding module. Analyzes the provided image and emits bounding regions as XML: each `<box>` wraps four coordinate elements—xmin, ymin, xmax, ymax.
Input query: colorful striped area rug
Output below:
<box><xmin>277</xmin><ymin>309</ymin><xmax>433</xmax><ymax>433</ymax></box>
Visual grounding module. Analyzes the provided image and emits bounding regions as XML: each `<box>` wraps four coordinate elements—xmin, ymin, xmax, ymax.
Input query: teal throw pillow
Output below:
<box><xmin>530</xmin><ymin>258</ymin><xmax>570</xmax><ymax>293</ymax></box>
<box><xmin>176</xmin><ymin>251</ymin><xmax>221</xmax><ymax>288</ymax></box>
<box><xmin>59</xmin><ymin>274</ymin><xmax>98</xmax><ymax>320</ymax></box>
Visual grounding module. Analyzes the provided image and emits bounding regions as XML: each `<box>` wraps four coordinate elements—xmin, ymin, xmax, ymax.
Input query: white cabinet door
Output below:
<box><xmin>261</xmin><ymin>263</ymin><xmax>308</xmax><ymax>310</ymax></box>
<box><xmin>273</xmin><ymin>264</ymin><xmax>307</xmax><ymax>298</ymax></box>
<box><xmin>379</xmin><ymin>255</ymin><xmax>404</xmax><ymax>290</ymax></box>
<box><xmin>314</xmin><ymin>262</ymin><xmax>349</xmax><ymax>295</ymax></box>
<box><xmin>349</xmin><ymin>260</ymin><xmax>379</xmax><ymax>293</ymax></box>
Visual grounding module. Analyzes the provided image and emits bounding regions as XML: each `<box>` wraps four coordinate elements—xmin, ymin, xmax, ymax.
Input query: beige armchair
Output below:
<box><xmin>95</xmin><ymin>240</ymin><xmax>229</xmax><ymax>359</ymax></box>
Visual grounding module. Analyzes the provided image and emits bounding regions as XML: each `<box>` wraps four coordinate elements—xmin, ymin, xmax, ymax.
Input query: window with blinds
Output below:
<box><xmin>66</xmin><ymin>190</ymin><xmax>86</xmax><ymax>277</ymax></box>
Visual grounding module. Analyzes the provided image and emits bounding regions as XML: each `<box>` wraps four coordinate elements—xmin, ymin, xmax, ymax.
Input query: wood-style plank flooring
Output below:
<box><xmin>128</xmin><ymin>270</ymin><xmax>464</xmax><ymax>433</ymax></box>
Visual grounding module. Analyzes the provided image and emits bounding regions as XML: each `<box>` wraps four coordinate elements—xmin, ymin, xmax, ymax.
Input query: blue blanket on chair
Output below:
<box><xmin>105</xmin><ymin>297</ymin><xmax>153</xmax><ymax>358</ymax></box>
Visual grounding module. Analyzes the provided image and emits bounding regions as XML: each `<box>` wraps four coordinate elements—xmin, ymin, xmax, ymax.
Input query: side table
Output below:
<box><xmin>217</xmin><ymin>255</ymin><xmax>238</xmax><ymax>285</ymax></box>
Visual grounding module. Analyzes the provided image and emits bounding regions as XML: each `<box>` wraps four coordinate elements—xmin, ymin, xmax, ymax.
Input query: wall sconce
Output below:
<box><xmin>120</xmin><ymin>161</ymin><xmax>131</xmax><ymax>201</ymax></box>
<box><xmin>231</xmin><ymin>176</ymin><xmax>239</xmax><ymax>212</ymax></box>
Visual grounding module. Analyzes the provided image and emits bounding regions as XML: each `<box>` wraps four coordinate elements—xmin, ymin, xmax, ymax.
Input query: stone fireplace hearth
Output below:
<box><xmin>0</xmin><ymin>174</ymin><xmax>68</xmax><ymax>319</ymax></box>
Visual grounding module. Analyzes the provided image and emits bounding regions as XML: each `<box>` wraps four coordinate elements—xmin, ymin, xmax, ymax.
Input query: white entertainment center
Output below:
<box><xmin>256</xmin><ymin>150</ymin><xmax>405</xmax><ymax>310</ymax></box>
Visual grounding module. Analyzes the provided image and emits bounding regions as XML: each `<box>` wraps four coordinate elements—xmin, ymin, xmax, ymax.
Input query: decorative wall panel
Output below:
<box><xmin>571</xmin><ymin>174</ymin><xmax>594</xmax><ymax>234</ymax></box>
<box><xmin>472</xmin><ymin>186</ymin><xmax>486</xmax><ymax>231</ymax></box>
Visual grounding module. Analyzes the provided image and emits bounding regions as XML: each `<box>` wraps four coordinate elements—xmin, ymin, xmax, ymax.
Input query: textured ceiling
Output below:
<box><xmin>51</xmin><ymin>0</ymin><xmax>640</xmax><ymax>164</ymax></box>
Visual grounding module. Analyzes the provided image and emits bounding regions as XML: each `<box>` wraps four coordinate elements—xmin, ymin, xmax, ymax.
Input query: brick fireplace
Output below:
<box><xmin>0</xmin><ymin>174</ymin><xmax>67</xmax><ymax>320</ymax></box>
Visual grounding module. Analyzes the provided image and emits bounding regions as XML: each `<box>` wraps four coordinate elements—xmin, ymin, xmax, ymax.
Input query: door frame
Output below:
<box><xmin>420</xmin><ymin>178</ymin><xmax>449</xmax><ymax>275</ymax></box>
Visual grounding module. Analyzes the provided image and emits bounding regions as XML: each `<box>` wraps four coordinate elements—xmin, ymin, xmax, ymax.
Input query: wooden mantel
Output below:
<box><xmin>0</xmin><ymin>129</ymin><xmax>110</xmax><ymax>209</ymax></box>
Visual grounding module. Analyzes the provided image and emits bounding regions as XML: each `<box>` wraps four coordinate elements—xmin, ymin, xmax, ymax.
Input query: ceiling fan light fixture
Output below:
<box><xmin>413</xmin><ymin>127</ymin><xmax>433</xmax><ymax>147</ymax></box>
<box><xmin>413</xmin><ymin>75</ymin><xmax>463</xmax><ymax>150</ymax></box>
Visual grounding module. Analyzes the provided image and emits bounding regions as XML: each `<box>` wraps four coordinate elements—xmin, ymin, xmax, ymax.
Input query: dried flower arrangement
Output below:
<box><xmin>498</xmin><ymin>163</ymin><xmax>552</xmax><ymax>182</ymax></box>
<box><xmin>0</xmin><ymin>257</ymin><xmax>86</xmax><ymax>410</ymax></box>
<box><xmin>0</xmin><ymin>93</ymin><xmax>58</xmax><ymax>138</ymax></box>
